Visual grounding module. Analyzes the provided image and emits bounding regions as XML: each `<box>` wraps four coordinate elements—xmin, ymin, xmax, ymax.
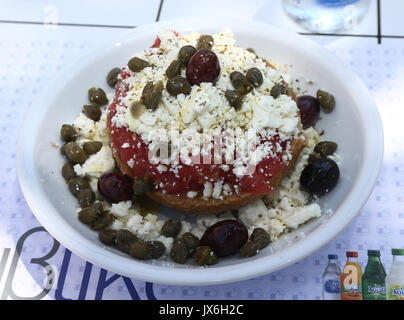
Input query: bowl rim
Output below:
<box><xmin>17</xmin><ymin>17</ymin><xmax>384</xmax><ymax>286</ymax></box>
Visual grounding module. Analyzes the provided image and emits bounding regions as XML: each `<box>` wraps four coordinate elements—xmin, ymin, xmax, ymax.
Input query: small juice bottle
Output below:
<box><xmin>362</xmin><ymin>250</ymin><xmax>387</xmax><ymax>300</ymax></box>
<box><xmin>340</xmin><ymin>251</ymin><xmax>363</xmax><ymax>300</ymax></box>
<box><xmin>386</xmin><ymin>248</ymin><xmax>404</xmax><ymax>300</ymax></box>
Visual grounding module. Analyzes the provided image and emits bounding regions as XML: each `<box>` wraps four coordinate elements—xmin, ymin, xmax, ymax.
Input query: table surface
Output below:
<box><xmin>0</xmin><ymin>0</ymin><xmax>403</xmax><ymax>300</ymax></box>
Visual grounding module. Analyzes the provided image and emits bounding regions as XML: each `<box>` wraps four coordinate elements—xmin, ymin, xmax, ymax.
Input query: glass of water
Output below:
<box><xmin>283</xmin><ymin>0</ymin><xmax>371</xmax><ymax>33</ymax></box>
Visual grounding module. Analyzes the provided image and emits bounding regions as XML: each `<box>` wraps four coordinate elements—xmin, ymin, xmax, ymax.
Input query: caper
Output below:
<box><xmin>77</xmin><ymin>188</ymin><xmax>96</xmax><ymax>208</ymax></box>
<box><xmin>83</xmin><ymin>141</ymin><xmax>102</xmax><ymax>155</ymax></box>
<box><xmin>65</xmin><ymin>142</ymin><xmax>88</xmax><ymax>164</ymax></box>
<box><xmin>106</xmin><ymin>67</ymin><xmax>121</xmax><ymax>88</ymax></box>
<box><xmin>91</xmin><ymin>211</ymin><xmax>114</xmax><ymax>230</ymax></box>
<box><xmin>61</xmin><ymin>162</ymin><xmax>76</xmax><ymax>181</ymax></box>
<box><xmin>128</xmin><ymin>241</ymin><xmax>153</xmax><ymax>260</ymax></box>
<box><xmin>270</xmin><ymin>83</ymin><xmax>289</xmax><ymax>98</ymax></box>
<box><xmin>68</xmin><ymin>177</ymin><xmax>90</xmax><ymax>197</ymax></box>
<box><xmin>316</xmin><ymin>89</ymin><xmax>335</xmax><ymax>113</ymax></box>
<box><xmin>182</xmin><ymin>232</ymin><xmax>199</xmax><ymax>255</ymax></box>
<box><xmin>178</xmin><ymin>45</ymin><xmax>197</xmax><ymax>66</ymax></box>
<box><xmin>196</xmin><ymin>35</ymin><xmax>214</xmax><ymax>50</ymax></box>
<box><xmin>141</xmin><ymin>80</ymin><xmax>163</xmax><ymax>110</ymax></box>
<box><xmin>129</xmin><ymin>101</ymin><xmax>146</xmax><ymax>119</ymax></box>
<box><xmin>230</xmin><ymin>71</ymin><xmax>253</xmax><ymax>95</ymax></box>
<box><xmin>60</xmin><ymin>124</ymin><xmax>77</xmax><ymax>142</ymax></box>
<box><xmin>83</xmin><ymin>103</ymin><xmax>101</xmax><ymax>121</ymax></box>
<box><xmin>128</xmin><ymin>57</ymin><xmax>150</xmax><ymax>72</ymax></box>
<box><xmin>225</xmin><ymin>89</ymin><xmax>243</xmax><ymax>110</ymax></box>
<box><xmin>161</xmin><ymin>218</ymin><xmax>182</xmax><ymax>238</ymax></box>
<box><xmin>246</xmin><ymin>67</ymin><xmax>263</xmax><ymax>88</ymax></box>
<box><xmin>146</xmin><ymin>241</ymin><xmax>166</xmax><ymax>259</ymax></box>
<box><xmin>314</xmin><ymin>141</ymin><xmax>338</xmax><ymax>158</ymax></box>
<box><xmin>308</xmin><ymin>152</ymin><xmax>322</xmax><ymax>163</ymax></box>
<box><xmin>250</xmin><ymin>228</ymin><xmax>271</xmax><ymax>250</ymax></box>
<box><xmin>98</xmin><ymin>229</ymin><xmax>116</xmax><ymax>246</ymax></box>
<box><xmin>166</xmin><ymin>76</ymin><xmax>191</xmax><ymax>97</ymax></box>
<box><xmin>78</xmin><ymin>203</ymin><xmax>103</xmax><ymax>224</ymax></box>
<box><xmin>88</xmin><ymin>87</ymin><xmax>108</xmax><ymax>106</ymax></box>
<box><xmin>142</xmin><ymin>81</ymin><xmax>154</xmax><ymax>96</ymax></box>
<box><xmin>246</xmin><ymin>48</ymin><xmax>256</xmax><ymax>54</ymax></box>
<box><xmin>133</xmin><ymin>174</ymin><xmax>154</xmax><ymax>195</ymax></box>
<box><xmin>116</xmin><ymin>229</ymin><xmax>138</xmax><ymax>254</ymax></box>
<box><xmin>193</xmin><ymin>246</ymin><xmax>218</xmax><ymax>266</ymax></box>
<box><xmin>60</xmin><ymin>143</ymin><xmax>67</xmax><ymax>156</ymax></box>
<box><xmin>165</xmin><ymin>59</ymin><xmax>182</xmax><ymax>79</ymax></box>
<box><xmin>239</xmin><ymin>240</ymin><xmax>260</xmax><ymax>257</ymax></box>
<box><xmin>170</xmin><ymin>239</ymin><xmax>189</xmax><ymax>264</ymax></box>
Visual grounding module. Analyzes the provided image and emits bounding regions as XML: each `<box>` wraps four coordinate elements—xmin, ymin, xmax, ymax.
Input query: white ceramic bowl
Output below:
<box><xmin>17</xmin><ymin>18</ymin><xmax>383</xmax><ymax>285</ymax></box>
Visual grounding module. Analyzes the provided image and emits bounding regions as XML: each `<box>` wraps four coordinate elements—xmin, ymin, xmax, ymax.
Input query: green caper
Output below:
<box><xmin>129</xmin><ymin>241</ymin><xmax>153</xmax><ymax>260</ymax></box>
<box><xmin>193</xmin><ymin>246</ymin><xmax>218</xmax><ymax>266</ymax></box>
<box><xmin>196</xmin><ymin>35</ymin><xmax>214</xmax><ymax>50</ymax></box>
<box><xmin>239</xmin><ymin>240</ymin><xmax>260</xmax><ymax>257</ymax></box>
<box><xmin>91</xmin><ymin>211</ymin><xmax>114</xmax><ymax>230</ymax></box>
<box><xmin>146</xmin><ymin>241</ymin><xmax>166</xmax><ymax>259</ymax></box>
<box><xmin>88</xmin><ymin>87</ymin><xmax>108</xmax><ymax>106</ymax></box>
<box><xmin>161</xmin><ymin>218</ymin><xmax>182</xmax><ymax>238</ymax></box>
<box><xmin>98</xmin><ymin>229</ymin><xmax>116</xmax><ymax>246</ymax></box>
<box><xmin>142</xmin><ymin>81</ymin><xmax>154</xmax><ymax>96</ymax></box>
<box><xmin>225</xmin><ymin>89</ymin><xmax>243</xmax><ymax>110</ymax></box>
<box><xmin>129</xmin><ymin>101</ymin><xmax>146</xmax><ymax>119</ymax></box>
<box><xmin>141</xmin><ymin>80</ymin><xmax>163</xmax><ymax>110</ymax></box>
<box><xmin>246</xmin><ymin>67</ymin><xmax>263</xmax><ymax>88</ymax></box>
<box><xmin>270</xmin><ymin>83</ymin><xmax>289</xmax><ymax>98</ymax></box>
<box><xmin>128</xmin><ymin>57</ymin><xmax>150</xmax><ymax>72</ymax></box>
<box><xmin>165</xmin><ymin>59</ymin><xmax>182</xmax><ymax>79</ymax></box>
<box><xmin>316</xmin><ymin>89</ymin><xmax>335</xmax><ymax>113</ymax></box>
<box><xmin>182</xmin><ymin>232</ymin><xmax>199</xmax><ymax>255</ymax></box>
<box><xmin>230</xmin><ymin>71</ymin><xmax>253</xmax><ymax>95</ymax></box>
<box><xmin>106</xmin><ymin>67</ymin><xmax>121</xmax><ymax>88</ymax></box>
<box><xmin>170</xmin><ymin>239</ymin><xmax>189</xmax><ymax>264</ymax></box>
<box><xmin>246</xmin><ymin>48</ymin><xmax>256</xmax><ymax>54</ymax></box>
<box><xmin>116</xmin><ymin>229</ymin><xmax>138</xmax><ymax>254</ymax></box>
<box><xmin>78</xmin><ymin>203</ymin><xmax>103</xmax><ymax>224</ymax></box>
<box><xmin>60</xmin><ymin>124</ymin><xmax>77</xmax><ymax>142</ymax></box>
<box><xmin>60</xmin><ymin>143</ymin><xmax>67</xmax><ymax>155</ymax></box>
<box><xmin>250</xmin><ymin>228</ymin><xmax>271</xmax><ymax>250</ymax></box>
<box><xmin>83</xmin><ymin>103</ymin><xmax>101</xmax><ymax>121</ymax></box>
<box><xmin>68</xmin><ymin>177</ymin><xmax>90</xmax><ymax>197</ymax></box>
<box><xmin>314</xmin><ymin>141</ymin><xmax>338</xmax><ymax>158</ymax></box>
<box><xmin>166</xmin><ymin>76</ymin><xmax>191</xmax><ymax>97</ymax></box>
<box><xmin>65</xmin><ymin>142</ymin><xmax>88</xmax><ymax>164</ymax></box>
<box><xmin>61</xmin><ymin>162</ymin><xmax>76</xmax><ymax>181</ymax></box>
<box><xmin>308</xmin><ymin>152</ymin><xmax>322</xmax><ymax>163</ymax></box>
<box><xmin>77</xmin><ymin>188</ymin><xmax>96</xmax><ymax>208</ymax></box>
<box><xmin>178</xmin><ymin>45</ymin><xmax>197</xmax><ymax>66</ymax></box>
<box><xmin>133</xmin><ymin>174</ymin><xmax>154</xmax><ymax>195</ymax></box>
<box><xmin>83</xmin><ymin>141</ymin><xmax>102</xmax><ymax>155</ymax></box>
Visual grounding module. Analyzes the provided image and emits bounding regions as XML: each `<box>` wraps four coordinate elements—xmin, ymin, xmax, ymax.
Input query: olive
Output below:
<box><xmin>314</xmin><ymin>141</ymin><xmax>338</xmax><ymax>158</ymax></box>
<box><xmin>128</xmin><ymin>57</ymin><xmax>150</xmax><ymax>72</ymax></box>
<box><xmin>83</xmin><ymin>103</ymin><xmax>101</xmax><ymax>121</ymax></box>
<box><xmin>146</xmin><ymin>241</ymin><xmax>166</xmax><ymax>259</ymax></box>
<box><xmin>250</xmin><ymin>228</ymin><xmax>271</xmax><ymax>250</ymax></box>
<box><xmin>297</xmin><ymin>95</ymin><xmax>320</xmax><ymax>129</ymax></box>
<box><xmin>61</xmin><ymin>162</ymin><xmax>76</xmax><ymax>181</ymax></box>
<box><xmin>91</xmin><ymin>211</ymin><xmax>114</xmax><ymax>230</ymax></box>
<box><xmin>196</xmin><ymin>35</ymin><xmax>214</xmax><ymax>51</ymax></box>
<box><xmin>193</xmin><ymin>246</ymin><xmax>218</xmax><ymax>266</ymax></box>
<box><xmin>178</xmin><ymin>45</ymin><xmax>197</xmax><ymax>66</ymax></box>
<box><xmin>166</xmin><ymin>75</ymin><xmax>192</xmax><ymax>97</ymax></box>
<box><xmin>186</xmin><ymin>50</ymin><xmax>220</xmax><ymax>86</ymax></box>
<box><xmin>141</xmin><ymin>80</ymin><xmax>163</xmax><ymax>110</ymax></box>
<box><xmin>161</xmin><ymin>218</ymin><xmax>182</xmax><ymax>238</ymax></box>
<box><xmin>129</xmin><ymin>101</ymin><xmax>146</xmax><ymax>118</ymax></box>
<box><xmin>316</xmin><ymin>89</ymin><xmax>335</xmax><ymax>113</ymax></box>
<box><xmin>230</xmin><ymin>71</ymin><xmax>252</xmax><ymax>95</ymax></box>
<box><xmin>170</xmin><ymin>239</ymin><xmax>189</xmax><ymax>264</ymax></box>
<box><xmin>116</xmin><ymin>229</ymin><xmax>138</xmax><ymax>254</ymax></box>
<box><xmin>64</xmin><ymin>142</ymin><xmax>88</xmax><ymax>164</ymax></box>
<box><xmin>165</xmin><ymin>60</ymin><xmax>182</xmax><ymax>79</ymax></box>
<box><xmin>300</xmin><ymin>158</ymin><xmax>340</xmax><ymax>196</ymax></box>
<box><xmin>199</xmin><ymin>220</ymin><xmax>248</xmax><ymax>257</ymax></box>
<box><xmin>225</xmin><ymin>89</ymin><xmax>243</xmax><ymax>110</ymax></box>
<box><xmin>88</xmin><ymin>87</ymin><xmax>108</xmax><ymax>106</ymax></box>
<box><xmin>83</xmin><ymin>141</ymin><xmax>102</xmax><ymax>155</ymax></box>
<box><xmin>78</xmin><ymin>203</ymin><xmax>103</xmax><ymax>224</ymax></box>
<box><xmin>239</xmin><ymin>240</ymin><xmax>260</xmax><ymax>257</ymax></box>
<box><xmin>270</xmin><ymin>83</ymin><xmax>289</xmax><ymax>98</ymax></box>
<box><xmin>98</xmin><ymin>171</ymin><xmax>134</xmax><ymax>203</ymax></box>
<box><xmin>60</xmin><ymin>124</ymin><xmax>77</xmax><ymax>142</ymax></box>
<box><xmin>246</xmin><ymin>67</ymin><xmax>263</xmax><ymax>88</ymax></box>
<box><xmin>77</xmin><ymin>188</ymin><xmax>96</xmax><ymax>208</ymax></box>
<box><xmin>106</xmin><ymin>67</ymin><xmax>121</xmax><ymax>88</ymax></box>
<box><xmin>182</xmin><ymin>232</ymin><xmax>199</xmax><ymax>255</ymax></box>
<box><xmin>68</xmin><ymin>177</ymin><xmax>90</xmax><ymax>197</ymax></box>
<box><xmin>129</xmin><ymin>241</ymin><xmax>153</xmax><ymax>260</ymax></box>
<box><xmin>133</xmin><ymin>174</ymin><xmax>155</xmax><ymax>195</ymax></box>
<box><xmin>98</xmin><ymin>229</ymin><xmax>116</xmax><ymax>246</ymax></box>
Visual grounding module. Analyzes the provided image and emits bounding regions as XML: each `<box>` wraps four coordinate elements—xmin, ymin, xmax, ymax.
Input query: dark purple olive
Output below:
<box><xmin>297</xmin><ymin>95</ymin><xmax>320</xmax><ymax>129</ymax></box>
<box><xmin>186</xmin><ymin>49</ymin><xmax>220</xmax><ymax>85</ymax></box>
<box><xmin>199</xmin><ymin>219</ymin><xmax>248</xmax><ymax>257</ymax></box>
<box><xmin>98</xmin><ymin>171</ymin><xmax>133</xmax><ymax>203</ymax></box>
<box><xmin>300</xmin><ymin>158</ymin><xmax>340</xmax><ymax>196</ymax></box>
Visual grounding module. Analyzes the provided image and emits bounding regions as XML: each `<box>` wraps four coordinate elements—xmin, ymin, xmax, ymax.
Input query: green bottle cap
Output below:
<box><xmin>367</xmin><ymin>250</ymin><xmax>380</xmax><ymax>257</ymax></box>
<box><xmin>392</xmin><ymin>248</ymin><xmax>404</xmax><ymax>256</ymax></box>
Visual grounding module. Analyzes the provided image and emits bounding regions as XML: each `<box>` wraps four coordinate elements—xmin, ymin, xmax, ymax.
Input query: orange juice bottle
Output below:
<box><xmin>340</xmin><ymin>251</ymin><xmax>363</xmax><ymax>300</ymax></box>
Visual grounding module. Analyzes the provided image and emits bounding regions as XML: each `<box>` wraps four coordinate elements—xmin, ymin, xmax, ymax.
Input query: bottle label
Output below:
<box><xmin>388</xmin><ymin>286</ymin><xmax>404</xmax><ymax>300</ymax></box>
<box><xmin>324</xmin><ymin>279</ymin><xmax>340</xmax><ymax>294</ymax></box>
<box><xmin>363</xmin><ymin>283</ymin><xmax>386</xmax><ymax>300</ymax></box>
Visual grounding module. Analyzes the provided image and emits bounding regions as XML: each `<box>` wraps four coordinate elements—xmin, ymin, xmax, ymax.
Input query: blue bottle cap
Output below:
<box><xmin>328</xmin><ymin>254</ymin><xmax>338</xmax><ymax>260</ymax></box>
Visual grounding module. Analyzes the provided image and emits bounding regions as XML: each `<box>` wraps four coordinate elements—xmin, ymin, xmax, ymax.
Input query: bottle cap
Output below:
<box><xmin>367</xmin><ymin>250</ymin><xmax>380</xmax><ymax>257</ymax></box>
<box><xmin>328</xmin><ymin>254</ymin><xmax>338</xmax><ymax>260</ymax></box>
<box><xmin>346</xmin><ymin>251</ymin><xmax>358</xmax><ymax>258</ymax></box>
<box><xmin>392</xmin><ymin>248</ymin><xmax>404</xmax><ymax>256</ymax></box>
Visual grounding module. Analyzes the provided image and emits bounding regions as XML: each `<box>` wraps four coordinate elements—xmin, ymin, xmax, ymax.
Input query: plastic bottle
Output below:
<box><xmin>322</xmin><ymin>254</ymin><xmax>341</xmax><ymax>300</ymax></box>
<box><xmin>340</xmin><ymin>251</ymin><xmax>363</xmax><ymax>300</ymax></box>
<box><xmin>361</xmin><ymin>250</ymin><xmax>386</xmax><ymax>300</ymax></box>
<box><xmin>386</xmin><ymin>248</ymin><xmax>404</xmax><ymax>300</ymax></box>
